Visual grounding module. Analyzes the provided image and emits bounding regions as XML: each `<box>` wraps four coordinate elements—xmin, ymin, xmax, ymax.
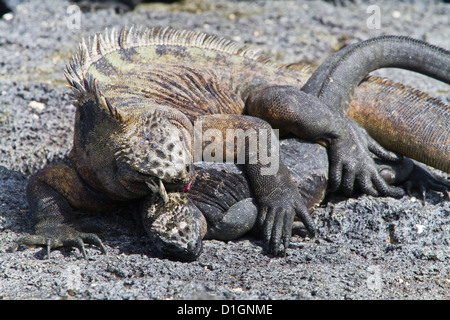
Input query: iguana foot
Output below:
<box><xmin>405</xmin><ymin>166</ymin><xmax>449</xmax><ymax>200</ymax></box>
<box><xmin>255</xmin><ymin>169</ymin><xmax>316</xmax><ymax>256</ymax></box>
<box><xmin>258</xmin><ymin>192</ymin><xmax>314</xmax><ymax>256</ymax></box>
<box><xmin>329</xmin><ymin>118</ymin><xmax>405</xmax><ymax>198</ymax></box>
<box><xmin>11</xmin><ymin>225</ymin><xmax>106</xmax><ymax>259</ymax></box>
<box><xmin>377</xmin><ymin>157</ymin><xmax>449</xmax><ymax>201</ymax></box>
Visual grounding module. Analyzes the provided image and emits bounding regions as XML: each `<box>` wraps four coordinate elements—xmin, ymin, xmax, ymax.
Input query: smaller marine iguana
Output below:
<box><xmin>12</xmin><ymin>27</ymin><xmax>449</xmax><ymax>261</ymax></box>
<box><xmin>148</xmin><ymin>136</ymin><xmax>448</xmax><ymax>260</ymax></box>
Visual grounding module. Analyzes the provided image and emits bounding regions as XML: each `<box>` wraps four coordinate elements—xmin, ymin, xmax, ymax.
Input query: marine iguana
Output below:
<box><xmin>149</xmin><ymin>136</ymin><xmax>448</xmax><ymax>260</ymax></box>
<box><xmin>12</xmin><ymin>27</ymin><xmax>450</xmax><ymax>261</ymax></box>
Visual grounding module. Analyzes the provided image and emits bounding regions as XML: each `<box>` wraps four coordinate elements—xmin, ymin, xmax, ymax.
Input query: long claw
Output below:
<box><xmin>11</xmin><ymin>230</ymin><xmax>106</xmax><ymax>259</ymax></box>
<box><xmin>146</xmin><ymin>179</ymin><xmax>169</xmax><ymax>204</ymax></box>
<box><xmin>63</xmin><ymin>238</ymin><xmax>87</xmax><ymax>259</ymax></box>
<box><xmin>83</xmin><ymin>233</ymin><xmax>107</xmax><ymax>254</ymax></box>
<box><xmin>158</xmin><ymin>179</ymin><xmax>169</xmax><ymax>204</ymax></box>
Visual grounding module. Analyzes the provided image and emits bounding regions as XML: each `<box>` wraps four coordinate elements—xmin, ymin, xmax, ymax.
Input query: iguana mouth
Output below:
<box><xmin>181</xmin><ymin>181</ymin><xmax>192</xmax><ymax>192</ymax></box>
<box><xmin>146</xmin><ymin>179</ymin><xmax>193</xmax><ymax>201</ymax></box>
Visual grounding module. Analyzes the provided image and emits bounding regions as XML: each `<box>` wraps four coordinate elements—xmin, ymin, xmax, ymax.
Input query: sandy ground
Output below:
<box><xmin>0</xmin><ymin>0</ymin><xmax>449</xmax><ymax>300</ymax></box>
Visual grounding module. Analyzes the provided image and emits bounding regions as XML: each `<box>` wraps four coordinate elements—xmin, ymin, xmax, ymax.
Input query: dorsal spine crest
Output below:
<box><xmin>64</xmin><ymin>26</ymin><xmax>270</xmax><ymax>123</ymax></box>
<box><xmin>65</xmin><ymin>26</ymin><xmax>268</xmax><ymax>92</ymax></box>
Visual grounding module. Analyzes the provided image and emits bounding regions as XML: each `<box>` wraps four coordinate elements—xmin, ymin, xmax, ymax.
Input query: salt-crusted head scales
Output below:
<box><xmin>114</xmin><ymin>107</ymin><xmax>193</xmax><ymax>183</ymax></box>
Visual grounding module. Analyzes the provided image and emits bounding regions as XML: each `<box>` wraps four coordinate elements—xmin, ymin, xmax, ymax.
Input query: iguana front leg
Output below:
<box><xmin>245</xmin><ymin>85</ymin><xmax>405</xmax><ymax>197</ymax></box>
<box><xmin>11</xmin><ymin>163</ymin><xmax>116</xmax><ymax>258</ymax></box>
<box><xmin>195</xmin><ymin>114</ymin><xmax>315</xmax><ymax>254</ymax></box>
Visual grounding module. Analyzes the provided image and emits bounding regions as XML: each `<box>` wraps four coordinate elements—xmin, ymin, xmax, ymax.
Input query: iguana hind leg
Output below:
<box><xmin>12</xmin><ymin>163</ymin><xmax>116</xmax><ymax>258</ymax></box>
<box><xmin>245</xmin><ymin>85</ymin><xmax>405</xmax><ymax>198</ymax></box>
<box><xmin>377</xmin><ymin>157</ymin><xmax>450</xmax><ymax>200</ymax></box>
<box><xmin>189</xmin><ymin>164</ymin><xmax>258</xmax><ymax>241</ymax></box>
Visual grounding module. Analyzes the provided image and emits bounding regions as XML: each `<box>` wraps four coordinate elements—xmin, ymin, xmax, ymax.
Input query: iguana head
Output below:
<box><xmin>115</xmin><ymin>108</ymin><xmax>195</xmax><ymax>199</ymax></box>
<box><xmin>141</xmin><ymin>192</ymin><xmax>206</xmax><ymax>261</ymax></box>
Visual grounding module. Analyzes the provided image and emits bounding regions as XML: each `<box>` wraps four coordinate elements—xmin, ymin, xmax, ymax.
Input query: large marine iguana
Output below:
<box><xmin>12</xmin><ymin>27</ymin><xmax>449</xmax><ymax>261</ymax></box>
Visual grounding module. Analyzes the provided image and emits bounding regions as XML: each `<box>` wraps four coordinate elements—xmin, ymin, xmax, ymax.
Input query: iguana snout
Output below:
<box><xmin>141</xmin><ymin>192</ymin><xmax>206</xmax><ymax>261</ymax></box>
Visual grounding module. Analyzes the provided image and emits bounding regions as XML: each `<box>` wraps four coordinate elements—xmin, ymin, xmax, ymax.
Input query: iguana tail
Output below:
<box><xmin>302</xmin><ymin>36</ymin><xmax>450</xmax><ymax>173</ymax></box>
<box><xmin>302</xmin><ymin>36</ymin><xmax>450</xmax><ymax>113</ymax></box>
<box><xmin>350</xmin><ymin>76</ymin><xmax>449</xmax><ymax>174</ymax></box>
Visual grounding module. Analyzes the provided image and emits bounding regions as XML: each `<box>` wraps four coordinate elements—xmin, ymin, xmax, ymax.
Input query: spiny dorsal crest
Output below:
<box><xmin>65</xmin><ymin>71</ymin><xmax>123</xmax><ymax>122</ymax></box>
<box><xmin>366</xmin><ymin>76</ymin><xmax>450</xmax><ymax>114</ymax></box>
<box><xmin>65</xmin><ymin>26</ymin><xmax>270</xmax><ymax>120</ymax></box>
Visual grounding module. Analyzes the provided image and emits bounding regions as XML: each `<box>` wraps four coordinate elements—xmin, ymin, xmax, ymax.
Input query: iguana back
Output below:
<box><xmin>65</xmin><ymin>26</ymin><xmax>306</xmax><ymax>122</ymax></box>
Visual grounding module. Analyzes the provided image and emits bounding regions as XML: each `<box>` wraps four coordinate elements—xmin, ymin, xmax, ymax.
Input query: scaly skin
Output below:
<box><xmin>151</xmin><ymin>137</ymin><xmax>448</xmax><ymax>259</ymax></box>
<box><xmin>149</xmin><ymin>75</ymin><xmax>450</xmax><ymax>259</ymax></box>
<box><xmin>13</xmin><ymin>27</ymin><xmax>450</xmax><ymax>261</ymax></box>
<box><xmin>303</xmin><ymin>36</ymin><xmax>450</xmax><ymax>174</ymax></box>
<box><xmin>350</xmin><ymin>77</ymin><xmax>449</xmax><ymax>174</ymax></box>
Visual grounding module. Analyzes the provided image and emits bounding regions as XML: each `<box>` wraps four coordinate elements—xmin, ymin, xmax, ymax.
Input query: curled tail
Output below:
<box><xmin>302</xmin><ymin>36</ymin><xmax>450</xmax><ymax>173</ymax></box>
<box><xmin>302</xmin><ymin>36</ymin><xmax>450</xmax><ymax>113</ymax></box>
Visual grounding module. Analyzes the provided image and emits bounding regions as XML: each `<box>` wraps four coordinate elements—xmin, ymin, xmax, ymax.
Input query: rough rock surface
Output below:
<box><xmin>0</xmin><ymin>0</ymin><xmax>449</xmax><ymax>300</ymax></box>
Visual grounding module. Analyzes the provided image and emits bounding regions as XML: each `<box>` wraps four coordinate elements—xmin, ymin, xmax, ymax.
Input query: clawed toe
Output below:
<box><xmin>11</xmin><ymin>231</ymin><xmax>106</xmax><ymax>259</ymax></box>
<box><xmin>403</xmin><ymin>162</ymin><xmax>449</xmax><ymax>202</ymax></box>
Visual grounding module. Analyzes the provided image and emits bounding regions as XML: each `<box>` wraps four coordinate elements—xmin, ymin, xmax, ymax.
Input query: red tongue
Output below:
<box><xmin>182</xmin><ymin>182</ymin><xmax>192</xmax><ymax>192</ymax></box>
